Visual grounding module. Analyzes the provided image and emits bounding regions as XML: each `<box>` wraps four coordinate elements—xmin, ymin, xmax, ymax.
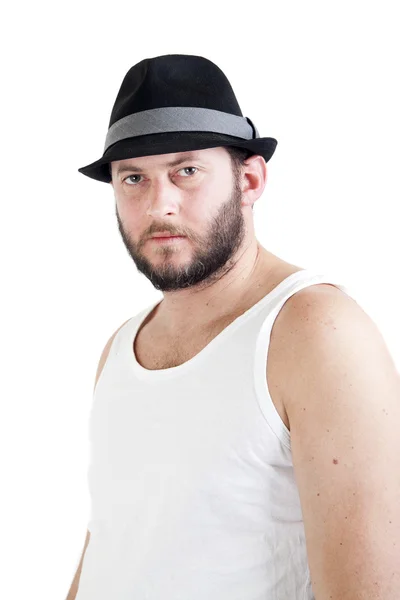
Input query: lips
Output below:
<box><xmin>151</xmin><ymin>233</ymin><xmax>184</xmax><ymax>238</ymax></box>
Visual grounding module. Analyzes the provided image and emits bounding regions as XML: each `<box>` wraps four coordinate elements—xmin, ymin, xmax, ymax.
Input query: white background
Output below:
<box><xmin>1</xmin><ymin>2</ymin><xmax>399</xmax><ymax>598</ymax></box>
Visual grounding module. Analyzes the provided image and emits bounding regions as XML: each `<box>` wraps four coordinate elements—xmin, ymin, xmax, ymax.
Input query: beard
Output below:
<box><xmin>114</xmin><ymin>174</ymin><xmax>247</xmax><ymax>292</ymax></box>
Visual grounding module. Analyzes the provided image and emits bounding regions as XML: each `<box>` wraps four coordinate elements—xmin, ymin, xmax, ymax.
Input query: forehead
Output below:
<box><xmin>112</xmin><ymin>146</ymin><xmax>229</xmax><ymax>170</ymax></box>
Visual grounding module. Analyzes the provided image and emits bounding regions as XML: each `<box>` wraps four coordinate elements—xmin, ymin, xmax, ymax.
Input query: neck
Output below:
<box><xmin>154</xmin><ymin>241</ymin><xmax>279</xmax><ymax>333</ymax></box>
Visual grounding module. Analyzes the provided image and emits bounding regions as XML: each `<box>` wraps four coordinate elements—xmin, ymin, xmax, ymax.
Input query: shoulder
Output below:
<box><xmin>266</xmin><ymin>282</ymin><xmax>351</xmax><ymax>429</ymax></box>
<box><xmin>94</xmin><ymin>318</ymin><xmax>131</xmax><ymax>392</ymax></box>
<box><xmin>275</xmin><ymin>281</ymin><xmax>363</xmax><ymax>340</ymax></box>
<box><xmin>272</xmin><ymin>280</ymin><xmax>394</xmax><ymax>417</ymax></box>
<box><xmin>282</xmin><ymin>280</ymin><xmax>352</xmax><ymax>315</ymax></box>
<box><xmin>274</xmin><ymin>279</ymin><xmax>370</xmax><ymax>362</ymax></box>
<box><xmin>270</xmin><ymin>281</ymin><xmax>354</xmax><ymax>357</ymax></box>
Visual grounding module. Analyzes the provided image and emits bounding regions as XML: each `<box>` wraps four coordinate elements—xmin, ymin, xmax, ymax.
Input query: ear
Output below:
<box><xmin>240</xmin><ymin>155</ymin><xmax>267</xmax><ymax>208</ymax></box>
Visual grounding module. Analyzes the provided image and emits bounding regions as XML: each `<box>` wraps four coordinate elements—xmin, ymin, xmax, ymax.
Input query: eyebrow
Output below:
<box><xmin>116</xmin><ymin>154</ymin><xmax>204</xmax><ymax>176</ymax></box>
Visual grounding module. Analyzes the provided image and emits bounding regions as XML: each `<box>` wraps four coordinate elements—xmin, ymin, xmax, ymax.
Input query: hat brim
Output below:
<box><xmin>77</xmin><ymin>131</ymin><xmax>278</xmax><ymax>183</ymax></box>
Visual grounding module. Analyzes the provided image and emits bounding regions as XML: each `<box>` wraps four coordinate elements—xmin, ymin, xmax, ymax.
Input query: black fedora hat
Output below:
<box><xmin>77</xmin><ymin>54</ymin><xmax>278</xmax><ymax>184</ymax></box>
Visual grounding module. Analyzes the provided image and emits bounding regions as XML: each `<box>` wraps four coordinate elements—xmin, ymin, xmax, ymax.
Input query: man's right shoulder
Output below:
<box><xmin>93</xmin><ymin>318</ymin><xmax>132</xmax><ymax>392</ymax></box>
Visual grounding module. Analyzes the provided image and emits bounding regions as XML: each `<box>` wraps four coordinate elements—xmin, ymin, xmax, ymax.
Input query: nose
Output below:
<box><xmin>146</xmin><ymin>176</ymin><xmax>181</xmax><ymax>217</ymax></box>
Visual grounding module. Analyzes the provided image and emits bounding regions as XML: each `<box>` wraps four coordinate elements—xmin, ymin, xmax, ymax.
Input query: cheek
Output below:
<box><xmin>115</xmin><ymin>195</ymin><xmax>141</xmax><ymax>223</ymax></box>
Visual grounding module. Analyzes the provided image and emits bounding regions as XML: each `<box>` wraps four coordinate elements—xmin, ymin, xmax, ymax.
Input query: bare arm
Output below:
<box><xmin>282</xmin><ymin>285</ymin><xmax>400</xmax><ymax>598</ymax></box>
<box><xmin>65</xmin><ymin>318</ymin><xmax>131</xmax><ymax>599</ymax></box>
<box><xmin>65</xmin><ymin>529</ymin><xmax>91</xmax><ymax>600</ymax></box>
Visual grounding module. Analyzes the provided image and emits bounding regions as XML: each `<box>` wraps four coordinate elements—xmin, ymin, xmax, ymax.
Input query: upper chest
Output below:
<box><xmin>133</xmin><ymin>297</ymin><xmax>293</xmax><ymax>431</ymax></box>
<box><xmin>133</xmin><ymin>280</ymin><xmax>345</xmax><ymax>432</ymax></box>
<box><xmin>134</xmin><ymin>310</ymin><xmax>247</xmax><ymax>370</ymax></box>
<box><xmin>132</xmin><ymin>271</ymin><xmax>341</xmax><ymax>433</ymax></box>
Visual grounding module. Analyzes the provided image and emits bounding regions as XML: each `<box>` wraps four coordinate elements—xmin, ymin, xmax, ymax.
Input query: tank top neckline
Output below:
<box><xmin>125</xmin><ymin>268</ymin><xmax>314</xmax><ymax>381</ymax></box>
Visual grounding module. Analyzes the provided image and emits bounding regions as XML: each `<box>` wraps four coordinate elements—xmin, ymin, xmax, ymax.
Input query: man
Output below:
<box><xmin>67</xmin><ymin>54</ymin><xmax>400</xmax><ymax>599</ymax></box>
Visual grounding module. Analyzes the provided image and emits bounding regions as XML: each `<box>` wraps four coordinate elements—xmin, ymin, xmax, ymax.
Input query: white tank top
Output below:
<box><xmin>76</xmin><ymin>268</ymin><xmax>355</xmax><ymax>600</ymax></box>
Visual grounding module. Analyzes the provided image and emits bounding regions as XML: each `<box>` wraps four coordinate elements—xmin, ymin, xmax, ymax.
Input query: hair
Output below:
<box><xmin>225</xmin><ymin>146</ymin><xmax>255</xmax><ymax>210</ymax></box>
<box><xmin>108</xmin><ymin>145</ymin><xmax>255</xmax><ymax>210</ymax></box>
<box><xmin>224</xmin><ymin>145</ymin><xmax>253</xmax><ymax>176</ymax></box>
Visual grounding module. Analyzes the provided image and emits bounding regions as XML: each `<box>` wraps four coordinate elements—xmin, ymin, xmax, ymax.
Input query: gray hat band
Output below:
<box><xmin>104</xmin><ymin>106</ymin><xmax>259</xmax><ymax>153</ymax></box>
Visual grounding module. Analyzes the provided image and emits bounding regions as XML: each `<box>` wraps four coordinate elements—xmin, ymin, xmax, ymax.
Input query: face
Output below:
<box><xmin>111</xmin><ymin>147</ymin><xmax>249</xmax><ymax>292</ymax></box>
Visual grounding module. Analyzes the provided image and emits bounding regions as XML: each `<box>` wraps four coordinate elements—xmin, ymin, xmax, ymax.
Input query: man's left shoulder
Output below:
<box><xmin>292</xmin><ymin>280</ymin><xmax>350</xmax><ymax>302</ymax></box>
<box><xmin>282</xmin><ymin>279</ymin><xmax>361</xmax><ymax>325</ymax></box>
<box><xmin>278</xmin><ymin>278</ymin><xmax>387</xmax><ymax>387</ymax></box>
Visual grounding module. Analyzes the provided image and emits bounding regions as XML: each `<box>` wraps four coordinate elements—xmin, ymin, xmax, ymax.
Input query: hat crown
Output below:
<box><xmin>108</xmin><ymin>54</ymin><xmax>243</xmax><ymax>128</ymax></box>
<box><xmin>78</xmin><ymin>53</ymin><xmax>278</xmax><ymax>183</ymax></box>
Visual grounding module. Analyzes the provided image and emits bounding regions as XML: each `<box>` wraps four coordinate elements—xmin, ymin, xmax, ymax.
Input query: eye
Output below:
<box><xmin>123</xmin><ymin>174</ymin><xmax>142</xmax><ymax>185</ymax></box>
<box><xmin>178</xmin><ymin>166</ymin><xmax>198</xmax><ymax>177</ymax></box>
<box><xmin>123</xmin><ymin>166</ymin><xmax>198</xmax><ymax>186</ymax></box>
